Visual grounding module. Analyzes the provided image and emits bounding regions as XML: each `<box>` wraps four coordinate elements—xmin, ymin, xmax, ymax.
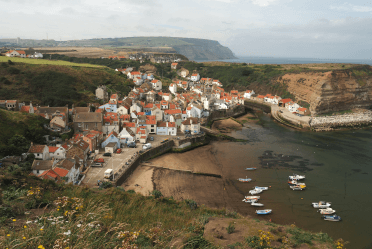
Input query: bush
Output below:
<box><xmin>2</xmin><ymin>186</ymin><xmax>27</xmax><ymax>201</ymax></box>
<box><xmin>226</xmin><ymin>222</ymin><xmax>235</xmax><ymax>234</ymax></box>
<box><xmin>185</xmin><ymin>199</ymin><xmax>198</xmax><ymax>210</ymax></box>
<box><xmin>150</xmin><ymin>189</ymin><xmax>163</xmax><ymax>199</ymax></box>
<box><xmin>99</xmin><ymin>181</ymin><xmax>113</xmax><ymax>189</ymax></box>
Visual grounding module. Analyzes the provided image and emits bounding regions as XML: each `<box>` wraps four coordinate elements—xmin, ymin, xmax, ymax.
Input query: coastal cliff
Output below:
<box><xmin>276</xmin><ymin>65</ymin><xmax>372</xmax><ymax>115</ymax></box>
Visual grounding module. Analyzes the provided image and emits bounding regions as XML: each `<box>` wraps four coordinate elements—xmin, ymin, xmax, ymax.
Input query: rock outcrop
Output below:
<box><xmin>276</xmin><ymin>66</ymin><xmax>372</xmax><ymax>115</ymax></box>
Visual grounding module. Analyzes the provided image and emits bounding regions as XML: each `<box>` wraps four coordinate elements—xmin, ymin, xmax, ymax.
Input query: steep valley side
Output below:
<box><xmin>276</xmin><ymin>67</ymin><xmax>372</xmax><ymax>115</ymax></box>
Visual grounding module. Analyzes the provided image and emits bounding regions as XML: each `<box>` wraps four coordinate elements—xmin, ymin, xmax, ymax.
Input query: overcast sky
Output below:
<box><xmin>1</xmin><ymin>0</ymin><xmax>372</xmax><ymax>59</ymax></box>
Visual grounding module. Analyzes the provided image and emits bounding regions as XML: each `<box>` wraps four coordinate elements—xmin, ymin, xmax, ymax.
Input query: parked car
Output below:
<box><xmin>116</xmin><ymin>149</ymin><xmax>122</xmax><ymax>154</ymax></box>
<box><xmin>103</xmin><ymin>153</ymin><xmax>112</xmax><ymax>157</ymax></box>
<box><xmin>161</xmin><ymin>138</ymin><xmax>169</xmax><ymax>143</ymax></box>
<box><xmin>91</xmin><ymin>163</ymin><xmax>103</xmax><ymax>167</ymax></box>
<box><xmin>142</xmin><ymin>143</ymin><xmax>152</xmax><ymax>150</ymax></box>
<box><xmin>149</xmin><ymin>136</ymin><xmax>154</xmax><ymax>141</ymax></box>
<box><xmin>127</xmin><ymin>142</ymin><xmax>136</xmax><ymax>148</ymax></box>
<box><xmin>94</xmin><ymin>158</ymin><xmax>105</xmax><ymax>163</ymax></box>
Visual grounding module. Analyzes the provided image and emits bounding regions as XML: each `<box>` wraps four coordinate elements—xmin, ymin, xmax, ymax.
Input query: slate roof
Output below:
<box><xmin>28</xmin><ymin>144</ymin><xmax>46</xmax><ymax>154</ymax></box>
<box><xmin>32</xmin><ymin>160</ymin><xmax>53</xmax><ymax>170</ymax></box>
<box><xmin>74</xmin><ymin>113</ymin><xmax>102</xmax><ymax>122</ymax></box>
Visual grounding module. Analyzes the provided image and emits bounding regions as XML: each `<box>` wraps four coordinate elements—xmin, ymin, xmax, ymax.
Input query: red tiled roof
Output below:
<box><xmin>28</xmin><ymin>145</ymin><xmax>46</xmax><ymax>153</ymax></box>
<box><xmin>164</xmin><ymin>109</ymin><xmax>182</xmax><ymax>115</ymax></box>
<box><xmin>123</xmin><ymin>122</ymin><xmax>136</xmax><ymax>128</ymax></box>
<box><xmin>280</xmin><ymin>98</ymin><xmax>292</xmax><ymax>103</ymax></box>
<box><xmin>53</xmin><ymin>167</ymin><xmax>69</xmax><ymax>177</ymax></box>
<box><xmin>131</xmin><ymin>71</ymin><xmax>141</xmax><ymax>75</ymax></box>
<box><xmin>48</xmin><ymin>146</ymin><xmax>59</xmax><ymax>153</ymax></box>
<box><xmin>20</xmin><ymin>106</ymin><xmax>30</xmax><ymax>112</ymax></box>
<box><xmin>141</xmin><ymin>136</ymin><xmax>147</xmax><ymax>139</ymax></box>
<box><xmin>257</xmin><ymin>95</ymin><xmax>265</xmax><ymax>98</ymax></box>
<box><xmin>298</xmin><ymin>107</ymin><xmax>307</xmax><ymax>112</ymax></box>
<box><xmin>191</xmin><ymin>74</ymin><xmax>198</xmax><ymax>76</ymax></box>
<box><xmin>168</xmin><ymin>122</ymin><xmax>176</xmax><ymax>127</ymax></box>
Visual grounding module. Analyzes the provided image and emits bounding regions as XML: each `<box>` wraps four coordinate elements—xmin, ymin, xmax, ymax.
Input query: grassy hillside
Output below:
<box><xmin>0</xmin><ymin>171</ymin><xmax>338</xmax><ymax>249</ymax></box>
<box><xmin>0</xmin><ymin>56</ymin><xmax>104</xmax><ymax>68</ymax></box>
<box><xmin>0</xmin><ymin>60</ymin><xmax>133</xmax><ymax>107</ymax></box>
<box><xmin>0</xmin><ymin>109</ymin><xmax>50</xmax><ymax>158</ymax></box>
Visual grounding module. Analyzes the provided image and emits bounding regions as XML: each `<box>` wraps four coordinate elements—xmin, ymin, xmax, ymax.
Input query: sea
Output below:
<box><xmin>222</xmin><ymin>114</ymin><xmax>372</xmax><ymax>249</ymax></box>
<box><xmin>195</xmin><ymin>56</ymin><xmax>372</xmax><ymax>65</ymax></box>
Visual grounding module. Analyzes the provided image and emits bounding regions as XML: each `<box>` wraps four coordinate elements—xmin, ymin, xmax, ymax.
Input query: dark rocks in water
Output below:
<box><xmin>352</xmin><ymin>169</ymin><xmax>362</xmax><ymax>173</ymax></box>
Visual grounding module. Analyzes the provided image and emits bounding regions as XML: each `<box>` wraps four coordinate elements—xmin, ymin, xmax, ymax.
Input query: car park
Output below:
<box><xmin>103</xmin><ymin>153</ymin><xmax>112</xmax><ymax>157</ymax></box>
<box><xmin>142</xmin><ymin>143</ymin><xmax>152</xmax><ymax>150</ymax></box>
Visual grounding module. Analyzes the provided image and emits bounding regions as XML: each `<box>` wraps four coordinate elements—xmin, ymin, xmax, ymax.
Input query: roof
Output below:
<box><xmin>39</xmin><ymin>169</ymin><xmax>59</xmax><ymax>180</ymax></box>
<box><xmin>146</xmin><ymin>115</ymin><xmax>156</xmax><ymax>125</ymax></box>
<box><xmin>106</xmin><ymin>142</ymin><xmax>117</xmax><ymax>147</ymax></box>
<box><xmin>48</xmin><ymin>146</ymin><xmax>59</xmax><ymax>153</ymax></box>
<box><xmin>74</xmin><ymin>113</ymin><xmax>102</xmax><ymax>122</ymax></box>
<box><xmin>74</xmin><ymin>107</ymin><xmax>90</xmax><ymax>113</ymax></box>
<box><xmin>191</xmin><ymin>74</ymin><xmax>198</xmax><ymax>76</ymax></box>
<box><xmin>298</xmin><ymin>107</ymin><xmax>308</xmax><ymax>111</ymax></box>
<box><xmin>75</xmin><ymin>140</ymin><xmax>89</xmax><ymax>151</ymax></box>
<box><xmin>7</xmin><ymin>50</ymin><xmax>26</xmax><ymax>54</ymax></box>
<box><xmin>130</xmin><ymin>71</ymin><xmax>141</xmax><ymax>75</ymax></box>
<box><xmin>32</xmin><ymin>160</ymin><xmax>53</xmax><ymax>170</ymax></box>
<box><xmin>56</xmin><ymin>158</ymin><xmax>75</xmax><ymax>171</ymax></box>
<box><xmin>280</xmin><ymin>98</ymin><xmax>292</xmax><ymax>104</ymax></box>
<box><xmin>164</xmin><ymin>109</ymin><xmax>182</xmax><ymax>115</ymax></box>
<box><xmin>182</xmin><ymin>117</ymin><xmax>199</xmax><ymax>125</ymax></box>
<box><xmin>28</xmin><ymin>144</ymin><xmax>46</xmax><ymax>154</ymax></box>
<box><xmin>53</xmin><ymin>167</ymin><xmax>69</xmax><ymax>177</ymax></box>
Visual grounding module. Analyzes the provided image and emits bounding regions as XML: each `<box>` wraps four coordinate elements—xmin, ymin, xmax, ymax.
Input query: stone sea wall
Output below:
<box><xmin>310</xmin><ymin>110</ymin><xmax>372</xmax><ymax>131</ymax></box>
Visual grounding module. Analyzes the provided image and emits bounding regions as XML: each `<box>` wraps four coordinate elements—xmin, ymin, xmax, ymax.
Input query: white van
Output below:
<box><xmin>142</xmin><ymin>143</ymin><xmax>152</xmax><ymax>150</ymax></box>
<box><xmin>104</xmin><ymin>169</ymin><xmax>113</xmax><ymax>179</ymax></box>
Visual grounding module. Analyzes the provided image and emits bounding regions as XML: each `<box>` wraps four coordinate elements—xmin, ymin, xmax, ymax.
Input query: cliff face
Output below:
<box><xmin>277</xmin><ymin>67</ymin><xmax>372</xmax><ymax>115</ymax></box>
<box><xmin>172</xmin><ymin>38</ymin><xmax>236</xmax><ymax>61</ymax></box>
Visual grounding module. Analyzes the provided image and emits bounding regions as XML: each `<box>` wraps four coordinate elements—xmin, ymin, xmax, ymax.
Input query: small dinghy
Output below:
<box><xmin>245</xmin><ymin>167</ymin><xmax>257</xmax><ymax>171</ymax></box>
<box><xmin>254</xmin><ymin>186</ymin><xmax>268</xmax><ymax>191</ymax></box>
<box><xmin>256</xmin><ymin>209</ymin><xmax>272</xmax><ymax>215</ymax></box>
<box><xmin>318</xmin><ymin>208</ymin><xmax>336</xmax><ymax>215</ymax></box>
<box><xmin>251</xmin><ymin>202</ymin><xmax>264</xmax><ymax>207</ymax></box>
<box><xmin>242</xmin><ymin>198</ymin><xmax>259</xmax><ymax>203</ymax></box>
<box><xmin>312</xmin><ymin>201</ymin><xmax>331</xmax><ymax>208</ymax></box>
<box><xmin>238</xmin><ymin>177</ymin><xmax>252</xmax><ymax>182</ymax></box>
<box><xmin>245</xmin><ymin>196</ymin><xmax>260</xmax><ymax>200</ymax></box>
<box><xmin>290</xmin><ymin>185</ymin><xmax>306</xmax><ymax>190</ymax></box>
<box><xmin>322</xmin><ymin>214</ymin><xmax>341</xmax><ymax>221</ymax></box>
<box><xmin>289</xmin><ymin>174</ymin><xmax>305</xmax><ymax>181</ymax></box>
<box><xmin>249</xmin><ymin>189</ymin><xmax>263</xmax><ymax>195</ymax></box>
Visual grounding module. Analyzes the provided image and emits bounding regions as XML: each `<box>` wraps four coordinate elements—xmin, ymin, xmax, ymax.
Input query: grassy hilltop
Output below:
<box><xmin>0</xmin><ymin>59</ymin><xmax>133</xmax><ymax>107</ymax></box>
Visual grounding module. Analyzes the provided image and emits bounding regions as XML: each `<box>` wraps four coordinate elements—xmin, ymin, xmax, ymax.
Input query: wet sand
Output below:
<box><xmin>122</xmin><ymin>166</ymin><xmax>154</xmax><ymax>196</ymax></box>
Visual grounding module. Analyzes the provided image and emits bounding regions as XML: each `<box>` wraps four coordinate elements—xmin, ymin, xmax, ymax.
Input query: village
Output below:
<box><xmin>1</xmin><ymin>51</ymin><xmax>311</xmax><ymax>187</ymax></box>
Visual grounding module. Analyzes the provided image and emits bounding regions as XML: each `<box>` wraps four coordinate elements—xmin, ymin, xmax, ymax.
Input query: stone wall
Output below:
<box><xmin>310</xmin><ymin>110</ymin><xmax>372</xmax><ymax>131</ymax></box>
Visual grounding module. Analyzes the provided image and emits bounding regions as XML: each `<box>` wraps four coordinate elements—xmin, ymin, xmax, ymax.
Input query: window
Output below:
<box><xmin>37</xmin><ymin>153</ymin><xmax>40</xmax><ymax>157</ymax></box>
<box><xmin>37</xmin><ymin>170</ymin><xmax>39</xmax><ymax>174</ymax></box>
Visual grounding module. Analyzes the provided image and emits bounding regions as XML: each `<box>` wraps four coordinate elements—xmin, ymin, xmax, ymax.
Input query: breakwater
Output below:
<box><xmin>310</xmin><ymin>110</ymin><xmax>372</xmax><ymax>131</ymax></box>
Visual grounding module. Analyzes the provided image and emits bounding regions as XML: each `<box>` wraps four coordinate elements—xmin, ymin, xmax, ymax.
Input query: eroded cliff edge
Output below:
<box><xmin>276</xmin><ymin>66</ymin><xmax>372</xmax><ymax>115</ymax></box>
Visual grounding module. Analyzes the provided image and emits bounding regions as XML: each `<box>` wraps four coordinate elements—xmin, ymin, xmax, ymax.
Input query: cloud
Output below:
<box><xmin>117</xmin><ymin>0</ymin><xmax>161</xmax><ymax>7</ymax></box>
<box><xmin>250</xmin><ymin>0</ymin><xmax>278</xmax><ymax>7</ymax></box>
<box><xmin>330</xmin><ymin>3</ymin><xmax>372</xmax><ymax>12</ymax></box>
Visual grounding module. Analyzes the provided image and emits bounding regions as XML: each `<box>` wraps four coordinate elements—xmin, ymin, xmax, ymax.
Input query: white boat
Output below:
<box><xmin>255</xmin><ymin>209</ymin><xmax>272</xmax><ymax>215</ymax></box>
<box><xmin>245</xmin><ymin>167</ymin><xmax>257</xmax><ymax>171</ymax></box>
<box><xmin>290</xmin><ymin>185</ymin><xmax>306</xmax><ymax>191</ymax></box>
<box><xmin>238</xmin><ymin>177</ymin><xmax>252</xmax><ymax>182</ymax></box>
<box><xmin>312</xmin><ymin>201</ymin><xmax>331</xmax><ymax>208</ymax></box>
<box><xmin>251</xmin><ymin>202</ymin><xmax>264</xmax><ymax>207</ymax></box>
<box><xmin>249</xmin><ymin>189</ymin><xmax>263</xmax><ymax>195</ymax></box>
<box><xmin>242</xmin><ymin>198</ymin><xmax>259</xmax><ymax>203</ymax></box>
<box><xmin>254</xmin><ymin>186</ymin><xmax>268</xmax><ymax>191</ymax></box>
<box><xmin>244</xmin><ymin>196</ymin><xmax>260</xmax><ymax>199</ymax></box>
<box><xmin>318</xmin><ymin>208</ymin><xmax>336</xmax><ymax>215</ymax></box>
<box><xmin>322</xmin><ymin>214</ymin><xmax>341</xmax><ymax>221</ymax></box>
<box><xmin>288</xmin><ymin>180</ymin><xmax>306</xmax><ymax>187</ymax></box>
<box><xmin>289</xmin><ymin>174</ymin><xmax>305</xmax><ymax>181</ymax></box>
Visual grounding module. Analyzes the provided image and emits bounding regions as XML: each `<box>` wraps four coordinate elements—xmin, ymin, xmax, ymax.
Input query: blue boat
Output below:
<box><xmin>255</xmin><ymin>209</ymin><xmax>272</xmax><ymax>215</ymax></box>
<box><xmin>245</xmin><ymin>167</ymin><xmax>257</xmax><ymax>171</ymax></box>
<box><xmin>238</xmin><ymin>177</ymin><xmax>252</xmax><ymax>182</ymax></box>
<box><xmin>322</xmin><ymin>214</ymin><xmax>341</xmax><ymax>221</ymax></box>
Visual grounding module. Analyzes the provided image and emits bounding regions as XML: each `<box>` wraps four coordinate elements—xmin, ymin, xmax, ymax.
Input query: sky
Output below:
<box><xmin>1</xmin><ymin>0</ymin><xmax>372</xmax><ymax>59</ymax></box>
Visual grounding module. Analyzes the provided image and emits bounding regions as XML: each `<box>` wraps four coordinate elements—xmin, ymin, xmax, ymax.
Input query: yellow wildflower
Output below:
<box><xmin>7</xmin><ymin>234</ymin><xmax>10</xmax><ymax>237</ymax></box>
<box><xmin>40</xmin><ymin>228</ymin><xmax>44</xmax><ymax>231</ymax></box>
<box><xmin>23</xmin><ymin>236</ymin><xmax>26</xmax><ymax>240</ymax></box>
<box><xmin>38</xmin><ymin>246</ymin><xmax>45</xmax><ymax>249</ymax></box>
<box><xmin>12</xmin><ymin>219</ymin><xmax>16</xmax><ymax>222</ymax></box>
<box><xmin>24</xmin><ymin>225</ymin><xmax>27</xmax><ymax>228</ymax></box>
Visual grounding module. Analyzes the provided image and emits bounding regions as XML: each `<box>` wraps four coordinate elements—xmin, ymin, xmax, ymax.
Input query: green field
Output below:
<box><xmin>0</xmin><ymin>56</ymin><xmax>105</xmax><ymax>68</ymax></box>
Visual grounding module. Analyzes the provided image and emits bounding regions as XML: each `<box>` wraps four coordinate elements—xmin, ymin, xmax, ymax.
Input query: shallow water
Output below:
<box><xmin>223</xmin><ymin>114</ymin><xmax>372</xmax><ymax>248</ymax></box>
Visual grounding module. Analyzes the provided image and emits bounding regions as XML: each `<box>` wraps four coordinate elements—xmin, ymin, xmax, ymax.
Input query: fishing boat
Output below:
<box><xmin>237</xmin><ymin>177</ymin><xmax>252</xmax><ymax>182</ymax></box>
<box><xmin>254</xmin><ymin>186</ymin><xmax>268</xmax><ymax>191</ymax></box>
<box><xmin>290</xmin><ymin>185</ymin><xmax>305</xmax><ymax>191</ymax></box>
<box><xmin>312</xmin><ymin>201</ymin><xmax>331</xmax><ymax>208</ymax></box>
<box><xmin>256</xmin><ymin>209</ymin><xmax>272</xmax><ymax>215</ymax></box>
<box><xmin>322</xmin><ymin>214</ymin><xmax>341</xmax><ymax>221</ymax></box>
<box><xmin>318</xmin><ymin>208</ymin><xmax>336</xmax><ymax>215</ymax></box>
<box><xmin>242</xmin><ymin>198</ymin><xmax>259</xmax><ymax>203</ymax></box>
<box><xmin>245</xmin><ymin>167</ymin><xmax>257</xmax><ymax>171</ymax></box>
<box><xmin>288</xmin><ymin>180</ymin><xmax>306</xmax><ymax>187</ymax></box>
<box><xmin>288</xmin><ymin>174</ymin><xmax>306</xmax><ymax>181</ymax></box>
<box><xmin>244</xmin><ymin>196</ymin><xmax>260</xmax><ymax>200</ymax></box>
<box><xmin>249</xmin><ymin>189</ymin><xmax>263</xmax><ymax>195</ymax></box>
<box><xmin>251</xmin><ymin>202</ymin><xmax>264</xmax><ymax>207</ymax></box>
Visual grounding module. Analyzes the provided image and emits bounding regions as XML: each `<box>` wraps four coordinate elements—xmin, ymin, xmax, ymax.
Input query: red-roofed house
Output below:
<box><xmin>6</xmin><ymin>50</ymin><xmax>26</xmax><ymax>58</ymax></box>
<box><xmin>28</xmin><ymin>143</ymin><xmax>49</xmax><ymax>160</ymax></box>
<box><xmin>150</xmin><ymin>79</ymin><xmax>162</xmax><ymax>91</ymax></box>
<box><xmin>169</xmin><ymin>83</ymin><xmax>177</xmax><ymax>94</ymax></box>
<box><xmin>39</xmin><ymin>169</ymin><xmax>62</xmax><ymax>182</ymax></box>
<box><xmin>171</xmin><ymin>62</ymin><xmax>179</xmax><ymax>70</ymax></box>
<box><xmin>160</xmin><ymin>100</ymin><xmax>169</xmax><ymax>110</ymax></box>
<box><xmin>145</xmin><ymin>115</ymin><xmax>157</xmax><ymax>133</ymax></box>
<box><xmin>164</xmin><ymin>109</ymin><xmax>182</xmax><ymax>121</ymax></box>
<box><xmin>136</xmin><ymin>127</ymin><xmax>148</xmax><ymax>143</ymax></box>
<box><xmin>191</xmin><ymin>73</ymin><xmax>200</xmax><ymax>82</ymax></box>
<box><xmin>156</xmin><ymin>121</ymin><xmax>177</xmax><ymax>136</ymax></box>
<box><xmin>279</xmin><ymin>98</ymin><xmax>293</xmax><ymax>107</ymax></box>
<box><xmin>48</xmin><ymin>146</ymin><xmax>66</xmax><ymax>159</ymax></box>
<box><xmin>127</xmin><ymin>71</ymin><xmax>142</xmax><ymax>79</ymax></box>
<box><xmin>298</xmin><ymin>107</ymin><xmax>311</xmax><ymax>116</ymax></box>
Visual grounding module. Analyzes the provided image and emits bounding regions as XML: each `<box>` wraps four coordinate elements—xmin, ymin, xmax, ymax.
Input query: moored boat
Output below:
<box><xmin>244</xmin><ymin>196</ymin><xmax>260</xmax><ymax>199</ymax></box>
<box><xmin>288</xmin><ymin>180</ymin><xmax>306</xmax><ymax>186</ymax></box>
<box><xmin>251</xmin><ymin>202</ymin><xmax>264</xmax><ymax>206</ymax></box>
<box><xmin>312</xmin><ymin>201</ymin><xmax>331</xmax><ymax>208</ymax></box>
<box><xmin>289</xmin><ymin>174</ymin><xmax>306</xmax><ymax>181</ymax></box>
<box><xmin>256</xmin><ymin>209</ymin><xmax>272</xmax><ymax>215</ymax></box>
<box><xmin>242</xmin><ymin>198</ymin><xmax>259</xmax><ymax>203</ymax></box>
<box><xmin>249</xmin><ymin>189</ymin><xmax>263</xmax><ymax>195</ymax></box>
<box><xmin>318</xmin><ymin>208</ymin><xmax>336</xmax><ymax>215</ymax></box>
<box><xmin>290</xmin><ymin>185</ymin><xmax>305</xmax><ymax>191</ymax></box>
<box><xmin>322</xmin><ymin>214</ymin><xmax>341</xmax><ymax>221</ymax></box>
<box><xmin>238</xmin><ymin>177</ymin><xmax>252</xmax><ymax>182</ymax></box>
<box><xmin>245</xmin><ymin>167</ymin><xmax>257</xmax><ymax>171</ymax></box>
<box><xmin>254</xmin><ymin>186</ymin><xmax>268</xmax><ymax>191</ymax></box>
